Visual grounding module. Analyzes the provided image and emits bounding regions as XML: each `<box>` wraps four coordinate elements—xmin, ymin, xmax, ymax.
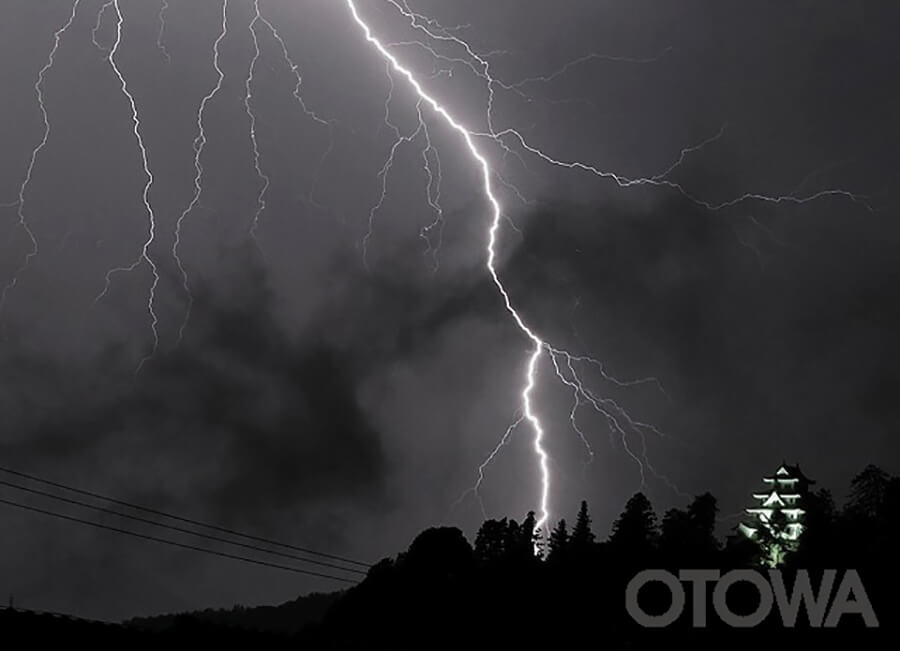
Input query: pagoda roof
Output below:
<box><xmin>762</xmin><ymin>463</ymin><xmax>816</xmax><ymax>484</ymax></box>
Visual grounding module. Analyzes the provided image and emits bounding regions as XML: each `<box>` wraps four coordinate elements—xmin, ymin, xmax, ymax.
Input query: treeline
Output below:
<box><xmin>4</xmin><ymin>464</ymin><xmax>897</xmax><ymax>648</ymax></box>
<box><xmin>313</xmin><ymin>464</ymin><xmax>899</xmax><ymax>647</ymax></box>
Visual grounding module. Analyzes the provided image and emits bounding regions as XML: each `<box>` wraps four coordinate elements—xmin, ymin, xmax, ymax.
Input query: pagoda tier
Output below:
<box><xmin>739</xmin><ymin>463</ymin><xmax>814</xmax><ymax>566</ymax></box>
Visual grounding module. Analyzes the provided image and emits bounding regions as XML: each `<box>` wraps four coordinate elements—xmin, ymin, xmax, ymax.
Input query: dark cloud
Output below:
<box><xmin>1</xmin><ymin>246</ymin><xmax>388</xmax><ymax>536</ymax></box>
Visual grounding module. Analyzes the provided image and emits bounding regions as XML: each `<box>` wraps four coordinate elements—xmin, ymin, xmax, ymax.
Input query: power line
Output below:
<box><xmin>0</xmin><ymin>465</ymin><xmax>370</xmax><ymax>568</ymax></box>
<box><xmin>0</xmin><ymin>480</ymin><xmax>366</xmax><ymax>576</ymax></box>
<box><xmin>0</xmin><ymin>497</ymin><xmax>356</xmax><ymax>583</ymax></box>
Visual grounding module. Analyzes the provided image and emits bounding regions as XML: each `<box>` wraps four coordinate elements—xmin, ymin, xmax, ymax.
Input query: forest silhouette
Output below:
<box><xmin>2</xmin><ymin>463</ymin><xmax>897</xmax><ymax>648</ymax></box>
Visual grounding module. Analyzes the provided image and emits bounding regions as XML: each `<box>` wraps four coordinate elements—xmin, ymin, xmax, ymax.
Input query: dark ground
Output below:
<box><xmin>3</xmin><ymin>463</ymin><xmax>896</xmax><ymax>649</ymax></box>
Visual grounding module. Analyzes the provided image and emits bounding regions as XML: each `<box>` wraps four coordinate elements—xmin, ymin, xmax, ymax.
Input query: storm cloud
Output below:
<box><xmin>0</xmin><ymin>0</ymin><xmax>898</xmax><ymax>621</ymax></box>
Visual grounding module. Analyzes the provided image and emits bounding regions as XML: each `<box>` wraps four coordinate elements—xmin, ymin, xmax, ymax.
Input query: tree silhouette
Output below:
<box><xmin>609</xmin><ymin>493</ymin><xmax>658</xmax><ymax>562</ymax></box>
<box><xmin>847</xmin><ymin>464</ymin><xmax>891</xmax><ymax>519</ymax></box>
<box><xmin>687</xmin><ymin>492</ymin><xmax>719</xmax><ymax>552</ymax></box>
<box><xmin>660</xmin><ymin>506</ymin><xmax>692</xmax><ymax>563</ymax></box>
<box><xmin>793</xmin><ymin>488</ymin><xmax>838</xmax><ymax>565</ymax></box>
<box><xmin>885</xmin><ymin>477</ymin><xmax>900</xmax><ymax>528</ymax></box>
<box><xmin>473</xmin><ymin>513</ymin><xmax>541</xmax><ymax>564</ymax></box>
<box><xmin>663</xmin><ymin>492</ymin><xmax>721</xmax><ymax>565</ymax></box>
<box><xmin>570</xmin><ymin>500</ymin><xmax>595</xmax><ymax>554</ymax></box>
<box><xmin>474</xmin><ymin>518</ymin><xmax>509</xmax><ymax>563</ymax></box>
<box><xmin>509</xmin><ymin>511</ymin><xmax>540</xmax><ymax>561</ymax></box>
<box><xmin>547</xmin><ymin>519</ymin><xmax>569</xmax><ymax>562</ymax></box>
<box><xmin>404</xmin><ymin>526</ymin><xmax>473</xmax><ymax>578</ymax></box>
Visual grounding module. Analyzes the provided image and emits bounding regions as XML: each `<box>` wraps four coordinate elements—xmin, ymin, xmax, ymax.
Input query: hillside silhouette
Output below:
<box><xmin>3</xmin><ymin>463</ymin><xmax>897</xmax><ymax>648</ymax></box>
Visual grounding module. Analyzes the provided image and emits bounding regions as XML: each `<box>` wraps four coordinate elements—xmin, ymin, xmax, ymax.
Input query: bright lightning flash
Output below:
<box><xmin>346</xmin><ymin>0</ymin><xmax>553</xmax><ymax>533</ymax></box>
<box><xmin>347</xmin><ymin>1</ymin><xmax>869</xmax><ymax>542</ymax></box>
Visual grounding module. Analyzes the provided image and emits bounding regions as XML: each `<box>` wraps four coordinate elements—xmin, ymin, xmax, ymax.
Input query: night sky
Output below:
<box><xmin>1</xmin><ymin>0</ymin><xmax>898</xmax><ymax>621</ymax></box>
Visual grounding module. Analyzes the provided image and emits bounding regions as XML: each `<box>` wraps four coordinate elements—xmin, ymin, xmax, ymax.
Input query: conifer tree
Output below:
<box><xmin>547</xmin><ymin>519</ymin><xmax>569</xmax><ymax>562</ymax></box>
<box><xmin>570</xmin><ymin>500</ymin><xmax>595</xmax><ymax>553</ymax></box>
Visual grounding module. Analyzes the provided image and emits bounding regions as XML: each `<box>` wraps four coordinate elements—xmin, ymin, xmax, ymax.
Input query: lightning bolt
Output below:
<box><xmin>381</xmin><ymin>1</ymin><xmax>527</xmax><ymax>171</ymax></box>
<box><xmin>452</xmin><ymin>413</ymin><xmax>525</xmax><ymax>519</ymax></box>
<box><xmin>652</xmin><ymin>123</ymin><xmax>727</xmax><ymax>181</ymax></box>
<box><xmin>173</xmin><ymin>0</ymin><xmax>228</xmax><ymax>346</ymax></box>
<box><xmin>547</xmin><ymin>346</ymin><xmax>687</xmax><ymax>498</ymax></box>
<box><xmin>416</xmin><ymin>100</ymin><xmax>445</xmax><ymax>272</ymax></box>
<box><xmin>91</xmin><ymin>1</ymin><xmax>114</xmax><ymax>52</ymax></box>
<box><xmin>256</xmin><ymin>12</ymin><xmax>331</xmax><ymax>129</ymax></box>
<box><xmin>0</xmin><ymin>0</ymin><xmax>83</xmax><ymax>315</ymax></box>
<box><xmin>245</xmin><ymin>1</ymin><xmax>270</xmax><ymax>244</ymax></box>
<box><xmin>346</xmin><ymin>0</ymin><xmax>552</xmax><ymax>534</ymax></box>
<box><xmin>364</xmin><ymin>59</ymin><xmax>447</xmax><ymax>271</ymax></box>
<box><xmin>392</xmin><ymin>2</ymin><xmax>471</xmax><ymax>38</ymax></box>
<box><xmin>94</xmin><ymin>0</ymin><xmax>160</xmax><ymax>374</ymax></box>
<box><xmin>348</xmin><ymin>1</ymin><xmax>849</xmax><ymax>535</ymax></box>
<box><xmin>361</xmin><ymin>66</ymin><xmax>427</xmax><ymax>270</ymax></box>
<box><xmin>485</xmin><ymin>126</ymin><xmax>872</xmax><ymax>212</ymax></box>
<box><xmin>381</xmin><ymin>1</ymin><xmax>870</xmax><ymax>215</ymax></box>
<box><xmin>511</xmin><ymin>47</ymin><xmax>675</xmax><ymax>89</ymax></box>
<box><xmin>176</xmin><ymin>0</ymin><xmax>333</xmax><ymax>340</ymax></box>
<box><xmin>157</xmin><ymin>0</ymin><xmax>172</xmax><ymax>64</ymax></box>
<box><xmin>253</xmin><ymin>8</ymin><xmax>336</xmax><ymax>215</ymax></box>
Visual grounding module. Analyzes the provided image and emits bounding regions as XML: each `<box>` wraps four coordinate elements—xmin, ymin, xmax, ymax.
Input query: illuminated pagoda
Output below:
<box><xmin>739</xmin><ymin>463</ymin><xmax>815</xmax><ymax>567</ymax></box>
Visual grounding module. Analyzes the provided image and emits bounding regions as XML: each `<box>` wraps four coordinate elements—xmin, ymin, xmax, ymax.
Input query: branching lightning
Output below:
<box><xmin>94</xmin><ymin>0</ymin><xmax>160</xmax><ymax>374</ymax></box>
<box><xmin>652</xmin><ymin>123</ymin><xmax>727</xmax><ymax>181</ymax></box>
<box><xmin>346</xmin><ymin>0</ymin><xmax>552</xmax><ymax>532</ymax></box>
<box><xmin>255</xmin><ymin>9</ymin><xmax>336</xmax><ymax>213</ymax></box>
<box><xmin>257</xmin><ymin>12</ymin><xmax>331</xmax><ymax>129</ymax></box>
<box><xmin>246</xmin><ymin>1</ymin><xmax>340</xmax><ymax>244</ymax></box>
<box><xmin>508</xmin><ymin>47</ymin><xmax>674</xmax><ymax>90</ymax></box>
<box><xmin>91</xmin><ymin>1</ymin><xmax>114</xmax><ymax>52</ymax></box>
<box><xmin>245</xmin><ymin>1</ymin><xmax>270</xmax><ymax>244</ymax></box>
<box><xmin>0</xmin><ymin>0</ymin><xmax>83</xmax><ymax>314</ymax></box>
<box><xmin>361</xmin><ymin>67</ymin><xmax>429</xmax><ymax>270</ymax></box>
<box><xmin>175</xmin><ymin>0</ymin><xmax>335</xmax><ymax>340</ymax></box>
<box><xmin>348</xmin><ymin>1</ymin><xmax>697</xmax><ymax>534</ymax></box>
<box><xmin>482</xmin><ymin>126</ymin><xmax>873</xmax><ymax>212</ymax></box>
<box><xmin>173</xmin><ymin>0</ymin><xmax>229</xmax><ymax>345</ymax></box>
<box><xmin>452</xmin><ymin>413</ymin><xmax>525</xmax><ymax>519</ymax></box>
<box><xmin>381</xmin><ymin>1</ymin><xmax>871</xmax><ymax>214</ymax></box>
<box><xmin>416</xmin><ymin>100</ymin><xmax>446</xmax><ymax>272</ymax></box>
<box><xmin>157</xmin><ymin>0</ymin><xmax>172</xmax><ymax>64</ymax></box>
<box><xmin>345</xmin><ymin>0</ymin><xmax>864</xmax><ymax>537</ymax></box>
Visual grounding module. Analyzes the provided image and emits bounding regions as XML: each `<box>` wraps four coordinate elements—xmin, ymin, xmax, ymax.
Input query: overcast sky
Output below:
<box><xmin>0</xmin><ymin>0</ymin><xmax>898</xmax><ymax>621</ymax></box>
